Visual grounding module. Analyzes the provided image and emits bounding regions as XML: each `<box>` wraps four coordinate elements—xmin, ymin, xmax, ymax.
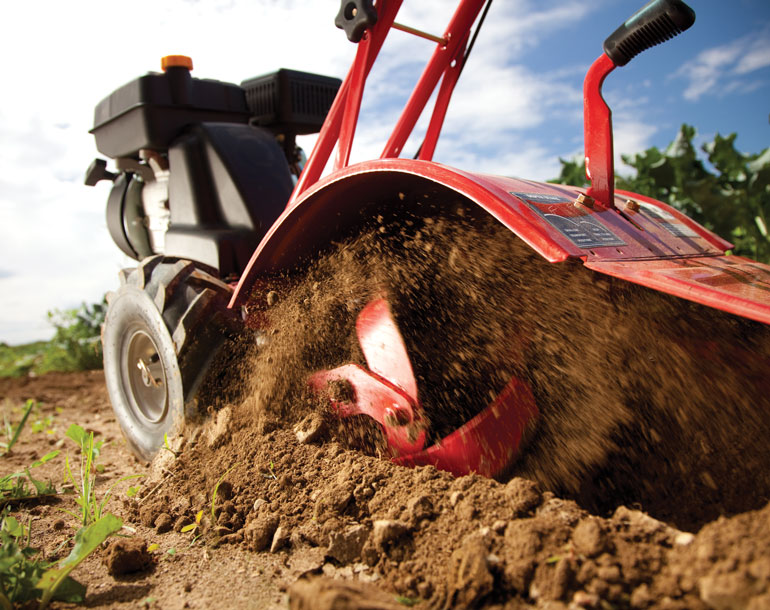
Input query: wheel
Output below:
<box><xmin>102</xmin><ymin>256</ymin><xmax>236</xmax><ymax>461</ymax></box>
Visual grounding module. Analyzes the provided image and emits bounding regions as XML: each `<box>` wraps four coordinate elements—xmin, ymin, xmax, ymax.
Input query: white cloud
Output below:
<box><xmin>676</xmin><ymin>27</ymin><xmax>770</xmax><ymax>101</ymax></box>
<box><xmin>735</xmin><ymin>34</ymin><xmax>770</xmax><ymax>74</ymax></box>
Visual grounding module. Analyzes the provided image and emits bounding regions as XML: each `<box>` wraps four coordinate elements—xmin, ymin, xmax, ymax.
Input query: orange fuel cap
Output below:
<box><xmin>161</xmin><ymin>55</ymin><xmax>193</xmax><ymax>71</ymax></box>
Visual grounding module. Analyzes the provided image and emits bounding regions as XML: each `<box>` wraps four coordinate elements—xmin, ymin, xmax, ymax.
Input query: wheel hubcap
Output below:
<box><xmin>125</xmin><ymin>329</ymin><xmax>167</xmax><ymax>424</ymax></box>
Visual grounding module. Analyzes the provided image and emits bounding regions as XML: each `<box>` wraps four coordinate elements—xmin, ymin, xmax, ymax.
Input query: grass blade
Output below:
<box><xmin>4</xmin><ymin>400</ymin><xmax>36</xmax><ymax>454</ymax></box>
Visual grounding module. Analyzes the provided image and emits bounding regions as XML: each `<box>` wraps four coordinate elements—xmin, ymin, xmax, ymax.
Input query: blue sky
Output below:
<box><xmin>1</xmin><ymin>0</ymin><xmax>768</xmax><ymax>344</ymax></box>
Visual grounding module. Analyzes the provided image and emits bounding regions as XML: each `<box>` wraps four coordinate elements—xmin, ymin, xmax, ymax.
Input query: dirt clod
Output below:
<box><xmin>448</xmin><ymin>536</ymin><xmax>494</xmax><ymax>607</ymax></box>
<box><xmin>154</xmin><ymin>512</ymin><xmax>173</xmax><ymax>533</ymax></box>
<box><xmin>289</xmin><ymin>576</ymin><xmax>404</xmax><ymax>610</ymax></box>
<box><xmin>572</xmin><ymin>518</ymin><xmax>606</xmax><ymax>558</ymax></box>
<box><xmin>244</xmin><ymin>514</ymin><xmax>280</xmax><ymax>552</ymax></box>
<box><xmin>103</xmin><ymin>537</ymin><xmax>153</xmax><ymax>576</ymax></box>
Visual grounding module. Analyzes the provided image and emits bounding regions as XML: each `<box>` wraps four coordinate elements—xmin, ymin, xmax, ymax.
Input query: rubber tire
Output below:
<box><xmin>102</xmin><ymin>256</ymin><xmax>234</xmax><ymax>461</ymax></box>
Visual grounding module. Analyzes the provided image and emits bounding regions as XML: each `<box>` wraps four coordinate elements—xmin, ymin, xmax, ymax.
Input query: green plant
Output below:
<box><xmin>63</xmin><ymin>424</ymin><xmax>142</xmax><ymax>526</ymax></box>
<box><xmin>262</xmin><ymin>460</ymin><xmax>277</xmax><ymax>481</ymax></box>
<box><xmin>29</xmin><ymin>404</ymin><xmax>58</xmax><ymax>436</ymax></box>
<box><xmin>211</xmin><ymin>465</ymin><xmax>238</xmax><ymax>522</ymax></box>
<box><xmin>0</xmin><ymin>399</ymin><xmax>35</xmax><ymax>454</ymax></box>
<box><xmin>36</xmin><ymin>513</ymin><xmax>123</xmax><ymax>609</ymax></box>
<box><xmin>39</xmin><ymin>300</ymin><xmax>106</xmax><ymax>375</ymax></box>
<box><xmin>162</xmin><ymin>433</ymin><xmax>179</xmax><ymax>458</ymax></box>
<box><xmin>0</xmin><ymin>507</ymin><xmax>120</xmax><ymax>609</ymax></box>
<box><xmin>1</xmin><ymin>451</ymin><xmax>59</xmax><ymax>505</ymax></box>
<box><xmin>0</xmin><ymin>341</ymin><xmax>48</xmax><ymax>378</ymax></box>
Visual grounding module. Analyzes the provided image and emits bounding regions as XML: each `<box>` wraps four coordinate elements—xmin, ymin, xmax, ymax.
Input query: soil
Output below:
<box><xmin>2</xmin><ymin>210</ymin><xmax>770</xmax><ymax>609</ymax></box>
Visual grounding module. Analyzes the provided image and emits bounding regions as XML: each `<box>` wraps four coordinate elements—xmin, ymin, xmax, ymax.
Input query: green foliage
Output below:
<box><xmin>63</xmin><ymin>424</ymin><xmax>142</xmax><ymax>526</ymax></box>
<box><xmin>39</xmin><ymin>300</ymin><xmax>106</xmax><ymax>375</ymax></box>
<box><xmin>1</xmin><ymin>451</ymin><xmax>59</xmax><ymax>505</ymax></box>
<box><xmin>36</xmin><ymin>513</ymin><xmax>123</xmax><ymax>609</ymax></box>
<box><xmin>0</xmin><ymin>505</ymin><xmax>101</xmax><ymax>609</ymax></box>
<box><xmin>211</xmin><ymin>464</ymin><xmax>239</xmax><ymax>522</ymax></box>
<box><xmin>0</xmin><ymin>299</ymin><xmax>106</xmax><ymax>378</ymax></box>
<box><xmin>550</xmin><ymin>125</ymin><xmax>770</xmax><ymax>263</ymax></box>
<box><xmin>1</xmin><ymin>399</ymin><xmax>35</xmax><ymax>454</ymax></box>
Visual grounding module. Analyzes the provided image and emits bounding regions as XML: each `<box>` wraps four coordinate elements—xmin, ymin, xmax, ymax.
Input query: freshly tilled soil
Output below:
<box><xmin>3</xmin><ymin>207</ymin><xmax>770</xmax><ymax>608</ymax></box>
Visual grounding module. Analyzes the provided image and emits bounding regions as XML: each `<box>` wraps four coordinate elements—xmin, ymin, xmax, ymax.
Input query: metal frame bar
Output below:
<box><xmin>289</xmin><ymin>0</ymin><xmax>486</xmax><ymax>206</ymax></box>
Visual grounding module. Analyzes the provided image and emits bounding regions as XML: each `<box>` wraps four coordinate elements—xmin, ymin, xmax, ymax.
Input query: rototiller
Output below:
<box><xmin>86</xmin><ymin>0</ymin><xmax>770</xmax><ymax>474</ymax></box>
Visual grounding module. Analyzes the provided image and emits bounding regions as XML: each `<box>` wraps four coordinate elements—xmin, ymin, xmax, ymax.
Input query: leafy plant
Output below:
<box><xmin>0</xmin><ymin>508</ymin><xmax>120</xmax><ymax>609</ymax></box>
<box><xmin>0</xmin><ymin>399</ymin><xmax>35</xmax><ymax>454</ymax></box>
<box><xmin>0</xmin><ymin>451</ymin><xmax>60</xmax><ymax>505</ymax></box>
<box><xmin>36</xmin><ymin>513</ymin><xmax>123</xmax><ymax>608</ymax></box>
<box><xmin>550</xmin><ymin>125</ymin><xmax>770</xmax><ymax>263</ymax></box>
<box><xmin>63</xmin><ymin>424</ymin><xmax>142</xmax><ymax>526</ymax></box>
<box><xmin>40</xmin><ymin>300</ymin><xmax>106</xmax><ymax>374</ymax></box>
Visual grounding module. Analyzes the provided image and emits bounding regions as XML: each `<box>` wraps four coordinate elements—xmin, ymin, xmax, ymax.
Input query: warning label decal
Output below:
<box><xmin>638</xmin><ymin>202</ymin><xmax>699</xmax><ymax>238</ymax></box>
<box><xmin>510</xmin><ymin>192</ymin><xmax>626</xmax><ymax>249</ymax></box>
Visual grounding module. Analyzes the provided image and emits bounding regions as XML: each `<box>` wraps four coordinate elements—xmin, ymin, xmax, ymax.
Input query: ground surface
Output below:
<box><xmin>2</xmin><ymin>216</ymin><xmax>770</xmax><ymax>609</ymax></box>
<box><xmin>1</xmin><ymin>368</ymin><xmax>769</xmax><ymax>609</ymax></box>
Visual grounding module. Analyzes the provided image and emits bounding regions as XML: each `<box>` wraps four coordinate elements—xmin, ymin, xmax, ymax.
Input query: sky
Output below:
<box><xmin>1</xmin><ymin>0</ymin><xmax>768</xmax><ymax>344</ymax></box>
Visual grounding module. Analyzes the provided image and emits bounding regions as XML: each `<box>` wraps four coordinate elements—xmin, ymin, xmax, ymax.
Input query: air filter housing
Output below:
<box><xmin>241</xmin><ymin>69</ymin><xmax>342</xmax><ymax>135</ymax></box>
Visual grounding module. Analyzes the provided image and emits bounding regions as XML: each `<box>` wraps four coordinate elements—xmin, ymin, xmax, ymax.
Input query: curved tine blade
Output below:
<box><xmin>356</xmin><ymin>298</ymin><xmax>418</xmax><ymax>402</ymax></box>
<box><xmin>393</xmin><ymin>376</ymin><xmax>539</xmax><ymax>478</ymax></box>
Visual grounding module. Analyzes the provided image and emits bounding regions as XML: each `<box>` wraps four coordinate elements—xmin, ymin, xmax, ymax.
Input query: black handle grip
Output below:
<box><xmin>335</xmin><ymin>0</ymin><xmax>378</xmax><ymax>43</ymax></box>
<box><xmin>603</xmin><ymin>0</ymin><xmax>695</xmax><ymax>67</ymax></box>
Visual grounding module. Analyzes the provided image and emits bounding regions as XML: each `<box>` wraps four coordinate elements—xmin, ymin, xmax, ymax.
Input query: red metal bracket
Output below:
<box><xmin>583</xmin><ymin>53</ymin><xmax>617</xmax><ymax>209</ymax></box>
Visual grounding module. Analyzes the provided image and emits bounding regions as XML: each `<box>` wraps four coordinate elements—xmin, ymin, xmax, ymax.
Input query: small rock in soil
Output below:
<box><xmin>371</xmin><ymin>520</ymin><xmax>409</xmax><ymax>550</ymax></box>
<box><xmin>271</xmin><ymin>526</ymin><xmax>289</xmax><ymax>553</ymax></box>
<box><xmin>207</xmin><ymin>406</ymin><xmax>233</xmax><ymax>449</ymax></box>
<box><xmin>326</xmin><ymin>524</ymin><xmax>369</xmax><ymax>563</ymax></box>
<box><xmin>294</xmin><ymin>413</ymin><xmax>327</xmax><ymax>444</ymax></box>
<box><xmin>103</xmin><ymin>538</ymin><xmax>153</xmax><ymax>576</ymax></box>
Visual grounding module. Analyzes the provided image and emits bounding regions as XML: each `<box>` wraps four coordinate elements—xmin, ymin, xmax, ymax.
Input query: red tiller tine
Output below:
<box><xmin>393</xmin><ymin>375</ymin><xmax>538</xmax><ymax>478</ymax></box>
<box><xmin>356</xmin><ymin>297</ymin><xmax>419</xmax><ymax>401</ymax></box>
<box><xmin>307</xmin><ymin>363</ymin><xmax>426</xmax><ymax>456</ymax></box>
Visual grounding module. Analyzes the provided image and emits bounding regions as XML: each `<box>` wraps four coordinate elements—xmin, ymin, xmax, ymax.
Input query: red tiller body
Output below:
<box><xmin>228</xmin><ymin>0</ymin><xmax>770</xmax><ymax>478</ymax></box>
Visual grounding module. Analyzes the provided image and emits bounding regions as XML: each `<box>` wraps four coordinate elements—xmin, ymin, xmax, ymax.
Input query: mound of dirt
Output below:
<box><xmin>125</xmin><ymin>205</ymin><xmax>770</xmax><ymax>607</ymax></box>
